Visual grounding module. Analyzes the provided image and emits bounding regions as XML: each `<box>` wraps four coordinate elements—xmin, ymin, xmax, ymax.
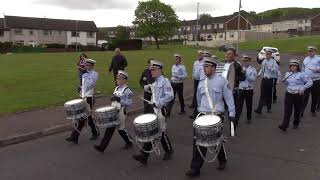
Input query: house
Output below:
<box><xmin>97</xmin><ymin>26</ymin><xmax>135</xmax><ymax>41</ymax></box>
<box><xmin>176</xmin><ymin>14</ymin><xmax>252</xmax><ymax>41</ymax></box>
<box><xmin>0</xmin><ymin>18</ymin><xmax>10</xmax><ymax>42</ymax></box>
<box><xmin>0</xmin><ymin>15</ymin><xmax>98</xmax><ymax>46</ymax></box>
<box><xmin>251</xmin><ymin>13</ymin><xmax>320</xmax><ymax>33</ymax></box>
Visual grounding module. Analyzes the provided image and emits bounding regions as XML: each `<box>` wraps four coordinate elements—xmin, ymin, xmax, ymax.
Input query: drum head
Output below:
<box><xmin>96</xmin><ymin>106</ymin><xmax>116</xmax><ymax>112</ymax></box>
<box><xmin>65</xmin><ymin>99</ymin><xmax>84</xmax><ymax>106</ymax></box>
<box><xmin>134</xmin><ymin>114</ymin><xmax>157</xmax><ymax>124</ymax></box>
<box><xmin>194</xmin><ymin>115</ymin><xmax>221</xmax><ymax>126</ymax></box>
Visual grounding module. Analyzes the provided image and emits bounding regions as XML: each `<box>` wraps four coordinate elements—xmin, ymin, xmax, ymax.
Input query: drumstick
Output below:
<box><xmin>230</xmin><ymin>122</ymin><xmax>235</xmax><ymax>137</ymax></box>
<box><xmin>140</xmin><ymin>97</ymin><xmax>153</xmax><ymax>104</ymax></box>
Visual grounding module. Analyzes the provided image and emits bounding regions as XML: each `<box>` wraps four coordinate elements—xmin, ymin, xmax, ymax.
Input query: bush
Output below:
<box><xmin>45</xmin><ymin>43</ymin><xmax>65</xmax><ymax>48</ymax></box>
<box><xmin>109</xmin><ymin>39</ymin><xmax>142</xmax><ymax>50</ymax></box>
<box><xmin>0</xmin><ymin>42</ymin><xmax>13</xmax><ymax>53</ymax></box>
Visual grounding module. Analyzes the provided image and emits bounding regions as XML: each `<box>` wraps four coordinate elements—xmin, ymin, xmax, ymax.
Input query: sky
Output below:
<box><xmin>1</xmin><ymin>0</ymin><xmax>319</xmax><ymax>27</ymax></box>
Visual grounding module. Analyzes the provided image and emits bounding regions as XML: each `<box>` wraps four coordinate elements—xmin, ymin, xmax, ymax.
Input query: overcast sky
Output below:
<box><xmin>1</xmin><ymin>0</ymin><xmax>319</xmax><ymax>27</ymax></box>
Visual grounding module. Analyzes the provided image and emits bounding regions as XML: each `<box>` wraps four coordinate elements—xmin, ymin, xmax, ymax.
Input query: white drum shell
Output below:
<box><xmin>94</xmin><ymin>106</ymin><xmax>119</xmax><ymax>128</ymax></box>
<box><xmin>64</xmin><ymin>99</ymin><xmax>89</xmax><ymax>120</ymax></box>
<box><xmin>133</xmin><ymin>114</ymin><xmax>161</xmax><ymax>142</ymax></box>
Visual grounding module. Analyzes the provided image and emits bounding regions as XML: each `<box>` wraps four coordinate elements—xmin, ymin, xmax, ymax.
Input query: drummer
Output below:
<box><xmin>94</xmin><ymin>70</ymin><xmax>134</xmax><ymax>152</ymax></box>
<box><xmin>65</xmin><ymin>59</ymin><xmax>99</xmax><ymax>144</ymax></box>
<box><xmin>132</xmin><ymin>60</ymin><xmax>174</xmax><ymax>165</ymax></box>
<box><xmin>185</xmin><ymin>57</ymin><xmax>236</xmax><ymax>178</ymax></box>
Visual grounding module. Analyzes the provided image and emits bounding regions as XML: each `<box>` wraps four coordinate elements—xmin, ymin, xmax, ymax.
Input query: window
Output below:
<box><xmin>0</xmin><ymin>30</ymin><xmax>4</xmax><ymax>37</ymax></box>
<box><xmin>87</xmin><ymin>42</ymin><xmax>95</xmax><ymax>46</ymax></box>
<box><xmin>14</xmin><ymin>29</ymin><xmax>23</xmax><ymax>35</ymax></box>
<box><xmin>71</xmin><ymin>31</ymin><xmax>80</xmax><ymax>37</ymax></box>
<box><xmin>29</xmin><ymin>30</ymin><xmax>34</xmax><ymax>35</ymax></box>
<box><xmin>298</xmin><ymin>27</ymin><xmax>303</xmax><ymax>31</ymax></box>
<box><xmin>207</xmin><ymin>34</ymin><xmax>212</xmax><ymax>39</ymax></box>
<box><xmin>202</xmin><ymin>25</ymin><xmax>206</xmax><ymax>30</ymax></box>
<box><xmin>43</xmin><ymin>30</ymin><xmax>53</xmax><ymax>36</ymax></box>
<box><xmin>57</xmin><ymin>31</ymin><xmax>62</xmax><ymax>36</ymax></box>
<box><xmin>219</xmin><ymin>34</ymin><xmax>223</xmax><ymax>39</ymax></box>
<box><xmin>219</xmin><ymin>24</ymin><xmax>223</xmax><ymax>29</ymax></box>
<box><xmin>229</xmin><ymin>33</ymin><xmax>234</xmax><ymax>38</ymax></box>
<box><xmin>87</xmin><ymin>32</ymin><xmax>95</xmax><ymax>38</ymax></box>
<box><xmin>306</xmin><ymin>19</ymin><xmax>311</xmax><ymax>23</ymax></box>
<box><xmin>207</xmin><ymin>24</ymin><xmax>211</xmax><ymax>30</ymax></box>
<box><xmin>305</xmin><ymin>26</ymin><xmax>311</xmax><ymax>31</ymax></box>
<box><xmin>15</xmin><ymin>40</ymin><xmax>24</xmax><ymax>45</ymax></box>
<box><xmin>298</xmin><ymin>20</ymin><xmax>303</xmax><ymax>24</ymax></box>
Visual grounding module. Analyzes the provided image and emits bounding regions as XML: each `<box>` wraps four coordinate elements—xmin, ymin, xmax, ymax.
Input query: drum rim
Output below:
<box><xmin>64</xmin><ymin>99</ymin><xmax>84</xmax><ymax>105</ymax></box>
<box><xmin>194</xmin><ymin>115</ymin><xmax>221</xmax><ymax>126</ymax></box>
<box><xmin>134</xmin><ymin>114</ymin><xmax>157</xmax><ymax>124</ymax></box>
<box><xmin>95</xmin><ymin>106</ymin><xmax>117</xmax><ymax>112</ymax></box>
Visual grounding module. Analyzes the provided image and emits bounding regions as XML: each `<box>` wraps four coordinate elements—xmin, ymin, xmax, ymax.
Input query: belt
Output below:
<box><xmin>287</xmin><ymin>90</ymin><xmax>299</xmax><ymax>94</ymax></box>
<box><xmin>239</xmin><ymin>87</ymin><xmax>253</xmax><ymax>90</ymax></box>
<box><xmin>171</xmin><ymin>80</ymin><xmax>183</xmax><ymax>84</ymax></box>
<box><xmin>312</xmin><ymin>77</ymin><xmax>320</xmax><ymax>81</ymax></box>
<box><xmin>199</xmin><ymin>111</ymin><xmax>223</xmax><ymax>115</ymax></box>
<box><xmin>263</xmin><ymin>77</ymin><xmax>272</xmax><ymax>79</ymax></box>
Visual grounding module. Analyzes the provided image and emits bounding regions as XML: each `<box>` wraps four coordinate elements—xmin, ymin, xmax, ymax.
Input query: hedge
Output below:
<box><xmin>108</xmin><ymin>39</ymin><xmax>142</xmax><ymax>51</ymax></box>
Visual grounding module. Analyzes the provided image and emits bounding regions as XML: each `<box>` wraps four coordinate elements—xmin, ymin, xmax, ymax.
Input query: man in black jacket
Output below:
<box><xmin>109</xmin><ymin>48</ymin><xmax>128</xmax><ymax>85</ymax></box>
<box><xmin>139</xmin><ymin>59</ymin><xmax>155</xmax><ymax>113</ymax></box>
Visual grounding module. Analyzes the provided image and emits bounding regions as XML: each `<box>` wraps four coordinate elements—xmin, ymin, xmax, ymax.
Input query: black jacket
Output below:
<box><xmin>109</xmin><ymin>54</ymin><xmax>128</xmax><ymax>75</ymax></box>
<box><xmin>139</xmin><ymin>68</ymin><xmax>154</xmax><ymax>88</ymax></box>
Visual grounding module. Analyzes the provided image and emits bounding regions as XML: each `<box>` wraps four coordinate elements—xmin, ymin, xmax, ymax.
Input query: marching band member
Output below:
<box><xmin>167</xmin><ymin>53</ymin><xmax>188</xmax><ymax>116</ymax></box>
<box><xmin>235</xmin><ymin>55</ymin><xmax>257</xmax><ymax>126</ymax></box>
<box><xmin>66</xmin><ymin>59</ymin><xmax>99</xmax><ymax>144</ymax></box>
<box><xmin>133</xmin><ymin>60</ymin><xmax>174</xmax><ymax>165</ymax></box>
<box><xmin>185</xmin><ymin>57</ymin><xmax>235</xmax><ymax>178</ymax></box>
<box><xmin>279</xmin><ymin>59</ymin><xmax>312</xmax><ymax>132</ymax></box>
<box><xmin>139</xmin><ymin>59</ymin><xmax>155</xmax><ymax>114</ymax></box>
<box><xmin>190</xmin><ymin>51</ymin><xmax>203</xmax><ymax>108</ymax></box>
<box><xmin>190</xmin><ymin>51</ymin><xmax>208</xmax><ymax>119</ymax></box>
<box><xmin>94</xmin><ymin>70</ymin><xmax>134</xmax><ymax>152</ymax></box>
<box><xmin>301</xmin><ymin>46</ymin><xmax>320</xmax><ymax>117</ymax></box>
<box><xmin>255</xmin><ymin>49</ymin><xmax>280</xmax><ymax>114</ymax></box>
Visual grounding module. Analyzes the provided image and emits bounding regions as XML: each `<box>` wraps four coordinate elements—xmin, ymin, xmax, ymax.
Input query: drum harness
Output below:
<box><xmin>195</xmin><ymin>78</ymin><xmax>223</xmax><ymax>163</ymax></box>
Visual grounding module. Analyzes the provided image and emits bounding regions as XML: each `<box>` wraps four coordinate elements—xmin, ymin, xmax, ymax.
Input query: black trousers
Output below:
<box><xmin>190</xmin><ymin>114</ymin><xmax>227</xmax><ymax>171</ymax></box>
<box><xmin>140</xmin><ymin>132</ymin><xmax>173</xmax><ymax>159</ymax></box>
<box><xmin>191</xmin><ymin>80</ymin><xmax>200</xmax><ymax>107</ymax></box>
<box><xmin>272</xmin><ymin>78</ymin><xmax>278</xmax><ymax>101</ymax></box>
<box><xmin>280</xmin><ymin>92</ymin><xmax>303</xmax><ymax>129</ymax></box>
<box><xmin>302</xmin><ymin>79</ymin><xmax>320</xmax><ymax>114</ymax></box>
<box><xmin>168</xmin><ymin>82</ymin><xmax>185</xmax><ymax>114</ymax></box>
<box><xmin>256</xmin><ymin>78</ymin><xmax>274</xmax><ymax>112</ymax></box>
<box><xmin>235</xmin><ymin>89</ymin><xmax>253</xmax><ymax>126</ymax></box>
<box><xmin>70</xmin><ymin>97</ymin><xmax>98</xmax><ymax>140</ymax></box>
<box><xmin>143</xmin><ymin>92</ymin><xmax>154</xmax><ymax>114</ymax></box>
<box><xmin>97</xmin><ymin>126</ymin><xmax>133</xmax><ymax>150</ymax></box>
<box><xmin>317</xmin><ymin>95</ymin><xmax>320</xmax><ymax>111</ymax></box>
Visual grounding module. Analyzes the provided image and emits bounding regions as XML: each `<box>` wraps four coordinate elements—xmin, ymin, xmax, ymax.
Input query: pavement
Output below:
<box><xmin>0</xmin><ymin>52</ymin><xmax>320</xmax><ymax>180</ymax></box>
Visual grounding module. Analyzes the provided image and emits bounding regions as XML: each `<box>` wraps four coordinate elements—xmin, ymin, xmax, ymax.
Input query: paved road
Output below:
<box><xmin>1</xmin><ymin>53</ymin><xmax>320</xmax><ymax>180</ymax></box>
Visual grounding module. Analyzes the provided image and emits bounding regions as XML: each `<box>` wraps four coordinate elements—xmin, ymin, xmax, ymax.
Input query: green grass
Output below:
<box><xmin>0</xmin><ymin>45</ymin><xmax>224</xmax><ymax>114</ymax></box>
<box><xmin>239</xmin><ymin>35</ymin><xmax>320</xmax><ymax>55</ymax></box>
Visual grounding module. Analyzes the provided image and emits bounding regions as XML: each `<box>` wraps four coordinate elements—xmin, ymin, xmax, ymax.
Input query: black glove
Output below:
<box><xmin>229</xmin><ymin>117</ymin><xmax>236</xmax><ymax>123</ymax></box>
<box><xmin>110</xmin><ymin>95</ymin><xmax>121</xmax><ymax>102</ymax></box>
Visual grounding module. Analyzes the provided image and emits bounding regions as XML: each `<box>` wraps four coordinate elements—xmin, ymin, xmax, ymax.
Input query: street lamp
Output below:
<box><xmin>75</xmin><ymin>20</ymin><xmax>78</xmax><ymax>52</ymax></box>
<box><xmin>196</xmin><ymin>2</ymin><xmax>199</xmax><ymax>42</ymax></box>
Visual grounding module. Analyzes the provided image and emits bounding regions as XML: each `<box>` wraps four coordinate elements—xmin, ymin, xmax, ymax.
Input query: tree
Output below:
<box><xmin>132</xmin><ymin>0</ymin><xmax>180</xmax><ymax>49</ymax></box>
<box><xmin>115</xmin><ymin>26</ymin><xmax>130</xmax><ymax>40</ymax></box>
<box><xmin>199</xmin><ymin>13</ymin><xmax>213</xmax><ymax>24</ymax></box>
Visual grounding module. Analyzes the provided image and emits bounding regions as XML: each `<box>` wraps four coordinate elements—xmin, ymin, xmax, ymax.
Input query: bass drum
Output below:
<box><xmin>216</xmin><ymin>62</ymin><xmax>235</xmax><ymax>90</ymax></box>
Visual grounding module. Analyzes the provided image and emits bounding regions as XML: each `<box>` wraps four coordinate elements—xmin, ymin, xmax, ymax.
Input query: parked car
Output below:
<box><xmin>257</xmin><ymin>47</ymin><xmax>280</xmax><ymax>64</ymax></box>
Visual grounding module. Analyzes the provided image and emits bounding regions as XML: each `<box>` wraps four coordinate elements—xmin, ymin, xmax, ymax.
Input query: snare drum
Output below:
<box><xmin>64</xmin><ymin>99</ymin><xmax>89</xmax><ymax>120</ymax></box>
<box><xmin>193</xmin><ymin>115</ymin><xmax>223</xmax><ymax>148</ymax></box>
<box><xmin>94</xmin><ymin>106</ymin><xmax>119</xmax><ymax>128</ymax></box>
<box><xmin>133</xmin><ymin>114</ymin><xmax>161</xmax><ymax>143</ymax></box>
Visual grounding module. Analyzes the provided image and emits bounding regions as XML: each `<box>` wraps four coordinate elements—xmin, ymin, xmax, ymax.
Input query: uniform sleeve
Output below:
<box><xmin>222</xmin><ymin>80</ymin><xmax>235</xmax><ymax>117</ymax></box>
<box><xmin>158</xmin><ymin>80</ymin><xmax>174</xmax><ymax>107</ymax></box>
<box><xmin>258</xmin><ymin>61</ymin><xmax>264</xmax><ymax>76</ymax></box>
<box><xmin>247</xmin><ymin>68</ymin><xmax>257</xmax><ymax>82</ymax></box>
<box><xmin>121</xmin><ymin>88</ymin><xmax>133</xmax><ymax>107</ymax></box>
<box><xmin>196</xmin><ymin>82</ymin><xmax>202</xmax><ymax>109</ymax></box>
<box><xmin>301</xmin><ymin>58</ymin><xmax>306</xmax><ymax>72</ymax></box>
<box><xmin>177</xmin><ymin>65</ymin><xmax>188</xmax><ymax>79</ymax></box>
<box><xmin>282</xmin><ymin>72</ymin><xmax>289</xmax><ymax>85</ymax></box>
<box><xmin>301</xmin><ymin>73</ymin><xmax>313</xmax><ymax>91</ymax></box>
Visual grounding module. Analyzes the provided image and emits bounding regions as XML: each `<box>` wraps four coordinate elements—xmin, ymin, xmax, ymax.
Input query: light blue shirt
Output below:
<box><xmin>81</xmin><ymin>70</ymin><xmax>98</xmax><ymax>97</ymax></box>
<box><xmin>114</xmin><ymin>85</ymin><xmax>133</xmax><ymax>108</ymax></box>
<box><xmin>282</xmin><ymin>72</ymin><xmax>313</xmax><ymax>93</ymax></box>
<box><xmin>239</xmin><ymin>65</ymin><xmax>257</xmax><ymax>90</ymax></box>
<box><xmin>152</xmin><ymin>75</ymin><xmax>174</xmax><ymax>108</ymax></box>
<box><xmin>197</xmin><ymin>74</ymin><xmax>235</xmax><ymax>117</ymax></box>
<box><xmin>258</xmin><ymin>58</ymin><xmax>279</xmax><ymax>79</ymax></box>
<box><xmin>192</xmin><ymin>59</ymin><xmax>205</xmax><ymax>80</ymax></box>
<box><xmin>171</xmin><ymin>64</ymin><xmax>187</xmax><ymax>82</ymax></box>
<box><xmin>302</xmin><ymin>55</ymin><xmax>320</xmax><ymax>80</ymax></box>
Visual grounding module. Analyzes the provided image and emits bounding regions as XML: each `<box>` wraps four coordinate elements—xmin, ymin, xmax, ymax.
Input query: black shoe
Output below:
<box><xmin>65</xmin><ymin>137</ymin><xmax>78</xmax><ymax>144</ymax></box>
<box><xmin>90</xmin><ymin>133</ymin><xmax>100</xmax><ymax>140</ymax></box>
<box><xmin>217</xmin><ymin>161</ymin><xmax>226</xmax><ymax>170</ymax></box>
<box><xmin>122</xmin><ymin>142</ymin><xmax>133</xmax><ymax>150</ymax></box>
<box><xmin>312</xmin><ymin>112</ymin><xmax>317</xmax><ymax>117</ymax></box>
<box><xmin>189</xmin><ymin>115</ymin><xmax>196</xmax><ymax>119</ymax></box>
<box><xmin>292</xmin><ymin>125</ymin><xmax>299</xmax><ymax>129</ymax></box>
<box><xmin>162</xmin><ymin>151</ymin><xmax>173</xmax><ymax>161</ymax></box>
<box><xmin>254</xmin><ymin>109</ymin><xmax>262</xmax><ymax>114</ymax></box>
<box><xmin>301</xmin><ymin>113</ymin><xmax>304</xmax><ymax>117</ymax></box>
<box><xmin>94</xmin><ymin>145</ymin><xmax>104</xmax><ymax>152</ymax></box>
<box><xmin>179</xmin><ymin>111</ymin><xmax>186</xmax><ymax>115</ymax></box>
<box><xmin>185</xmin><ymin>169</ymin><xmax>200</xmax><ymax>178</ymax></box>
<box><xmin>132</xmin><ymin>154</ymin><xmax>147</xmax><ymax>165</ymax></box>
<box><xmin>247</xmin><ymin>119</ymin><xmax>252</xmax><ymax>124</ymax></box>
<box><xmin>278</xmin><ymin>125</ymin><xmax>286</xmax><ymax>132</ymax></box>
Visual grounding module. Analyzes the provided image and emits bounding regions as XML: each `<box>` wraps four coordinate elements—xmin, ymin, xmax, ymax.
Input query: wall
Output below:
<box><xmin>9</xmin><ymin>28</ymin><xmax>40</xmax><ymax>45</ymax></box>
<box><xmin>38</xmin><ymin>30</ymin><xmax>67</xmax><ymax>45</ymax></box>
<box><xmin>67</xmin><ymin>31</ymin><xmax>96</xmax><ymax>46</ymax></box>
<box><xmin>0</xmin><ymin>30</ymin><xmax>10</xmax><ymax>42</ymax></box>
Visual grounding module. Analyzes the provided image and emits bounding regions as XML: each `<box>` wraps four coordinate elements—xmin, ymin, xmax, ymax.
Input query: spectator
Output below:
<box><xmin>109</xmin><ymin>48</ymin><xmax>128</xmax><ymax>85</ymax></box>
